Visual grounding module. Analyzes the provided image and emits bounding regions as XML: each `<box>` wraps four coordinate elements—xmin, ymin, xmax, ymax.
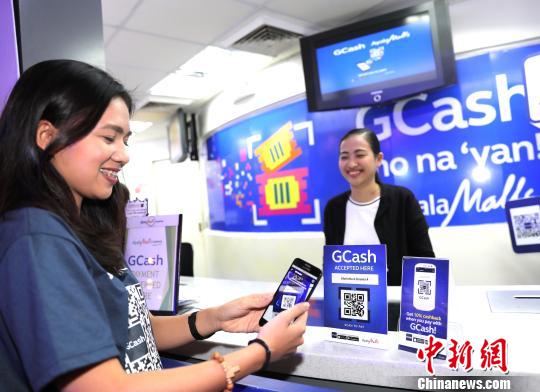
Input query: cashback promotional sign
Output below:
<box><xmin>323</xmin><ymin>245</ymin><xmax>388</xmax><ymax>349</ymax></box>
<box><xmin>125</xmin><ymin>215</ymin><xmax>182</xmax><ymax>314</ymax></box>
<box><xmin>398</xmin><ymin>257</ymin><xmax>449</xmax><ymax>358</ymax></box>
<box><xmin>205</xmin><ymin>43</ymin><xmax>540</xmax><ymax>232</ymax></box>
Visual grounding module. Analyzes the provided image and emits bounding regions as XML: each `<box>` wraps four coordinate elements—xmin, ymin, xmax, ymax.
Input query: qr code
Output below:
<box><xmin>513</xmin><ymin>213</ymin><xmax>540</xmax><ymax>239</ymax></box>
<box><xmin>340</xmin><ymin>288</ymin><xmax>369</xmax><ymax>321</ymax></box>
<box><xmin>418</xmin><ymin>280</ymin><xmax>432</xmax><ymax>295</ymax></box>
<box><xmin>281</xmin><ymin>294</ymin><xmax>296</xmax><ymax>310</ymax></box>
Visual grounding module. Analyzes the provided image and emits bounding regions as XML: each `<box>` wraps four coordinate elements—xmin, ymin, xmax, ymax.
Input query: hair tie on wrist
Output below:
<box><xmin>188</xmin><ymin>311</ymin><xmax>214</xmax><ymax>340</ymax></box>
<box><xmin>248</xmin><ymin>338</ymin><xmax>271</xmax><ymax>370</ymax></box>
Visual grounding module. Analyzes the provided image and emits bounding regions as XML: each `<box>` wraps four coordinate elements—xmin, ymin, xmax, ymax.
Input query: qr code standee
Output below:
<box><xmin>340</xmin><ymin>288</ymin><xmax>369</xmax><ymax>322</ymax></box>
<box><xmin>513</xmin><ymin>212</ymin><xmax>540</xmax><ymax>239</ymax></box>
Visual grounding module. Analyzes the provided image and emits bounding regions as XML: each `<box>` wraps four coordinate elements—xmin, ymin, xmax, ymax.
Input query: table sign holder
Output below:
<box><xmin>324</xmin><ymin>245</ymin><xmax>390</xmax><ymax>349</ymax></box>
<box><xmin>125</xmin><ymin>214</ymin><xmax>182</xmax><ymax>315</ymax></box>
<box><xmin>398</xmin><ymin>257</ymin><xmax>450</xmax><ymax>358</ymax></box>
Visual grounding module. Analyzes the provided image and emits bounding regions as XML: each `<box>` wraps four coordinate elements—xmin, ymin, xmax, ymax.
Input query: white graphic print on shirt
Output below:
<box><xmin>124</xmin><ymin>282</ymin><xmax>162</xmax><ymax>373</ymax></box>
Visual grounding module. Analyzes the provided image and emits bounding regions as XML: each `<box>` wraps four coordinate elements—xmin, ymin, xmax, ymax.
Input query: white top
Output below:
<box><xmin>343</xmin><ymin>196</ymin><xmax>381</xmax><ymax>245</ymax></box>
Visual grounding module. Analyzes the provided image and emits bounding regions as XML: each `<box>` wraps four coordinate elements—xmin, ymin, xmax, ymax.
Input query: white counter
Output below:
<box><xmin>169</xmin><ymin>277</ymin><xmax>540</xmax><ymax>391</ymax></box>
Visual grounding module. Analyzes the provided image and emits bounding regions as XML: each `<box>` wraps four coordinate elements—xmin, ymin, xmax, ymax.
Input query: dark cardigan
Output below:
<box><xmin>323</xmin><ymin>183</ymin><xmax>435</xmax><ymax>286</ymax></box>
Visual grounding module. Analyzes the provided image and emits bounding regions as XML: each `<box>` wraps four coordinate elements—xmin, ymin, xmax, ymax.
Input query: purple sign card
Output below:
<box><xmin>0</xmin><ymin>0</ymin><xmax>20</xmax><ymax>110</ymax></box>
<box><xmin>125</xmin><ymin>215</ymin><xmax>182</xmax><ymax>314</ymax></box>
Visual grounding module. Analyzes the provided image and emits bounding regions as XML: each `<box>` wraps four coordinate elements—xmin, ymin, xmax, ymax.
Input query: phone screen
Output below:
<box><xmin>413</xmin><ymin>263</ymin><xmax>437</xmax><ymax>312</ymax></box>
<box><xmin>259</xmin><ymin>258</ymin><xmax>321</xmax><ymax>326</ymax></box>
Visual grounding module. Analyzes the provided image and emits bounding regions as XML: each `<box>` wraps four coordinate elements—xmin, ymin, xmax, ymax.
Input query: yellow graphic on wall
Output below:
<box><xmin>256</xmin><ymin>168</ymin><xmax>310</xmax><ymax>216</ymax></box>
<box><xmin>254</xmin><ymin>121</ymin><xmax>301</xmax><ymax>173</ymax></box>
<box><xmin>264</xmin><ymin>176</ymin><xmax>301</xmax><ymax>210</ymax></box>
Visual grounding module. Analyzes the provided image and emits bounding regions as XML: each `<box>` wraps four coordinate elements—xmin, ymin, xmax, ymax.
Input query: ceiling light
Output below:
<box><xmin>129</xmin><ymin>120</ymin><xmax>153</xmax><ymax>134</ymax></box>
<box><xmin>148</xmin><ymin>95</ymin><xmax>194</xmax><ymax>106</ymax></box>
<box><xmin>149</xmin><ymin>46</ymin><xmax>273</xmax><ymax>101</ymax></box>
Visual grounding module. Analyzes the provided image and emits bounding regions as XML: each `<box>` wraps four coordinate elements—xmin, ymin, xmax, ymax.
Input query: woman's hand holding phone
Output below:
<box><xmin>258</xmin><ymin>258</ymin><xmax>321</xmax><ymax>326</ymax></box>
<box><xmin>256</xmin><ymin>302</ymin><xmax>310</xmax><ymax>361</ymax></box>
<box><xmin>212</xmin><ymin>293</ymin><xmax>274</xmax><ymax>333</ymax></box>
<box><xmin>196</xmin><ymin>258</ymin><xmax>314</xmax><ymax>366</ymax></box>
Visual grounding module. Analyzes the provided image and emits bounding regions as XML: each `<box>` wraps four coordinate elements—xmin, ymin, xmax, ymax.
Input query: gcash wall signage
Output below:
<box><xmin>206</xmin><ymin>44</ymin><xmax>540</xmax><ymax>231</ymax></box>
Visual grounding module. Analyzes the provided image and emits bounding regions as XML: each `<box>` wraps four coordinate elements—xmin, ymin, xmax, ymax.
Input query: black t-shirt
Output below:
<box><xmin>0</xmin><ymin>208</ymin><xmax>161</xmax><ymax>391</ymax></box>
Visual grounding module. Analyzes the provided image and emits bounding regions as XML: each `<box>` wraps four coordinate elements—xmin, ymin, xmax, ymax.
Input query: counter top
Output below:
<box><xmin>169</xmin><ymin>277</ymin><xmax>540</xmax><ymax>391</ymax></box>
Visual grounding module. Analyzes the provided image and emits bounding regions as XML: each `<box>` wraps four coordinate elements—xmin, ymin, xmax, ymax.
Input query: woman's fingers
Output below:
<box><xmin>239</xmin><ymin>292</ymin><xmax>274</xmax><ymax>310</ymax></box>
<box><xmin>282</xmin><ymin>302</ymin><xmax>310</xmax><ymax>324</ymax></box>
<box><xmin>293</xmin><ymin>307</ymin><xmax>309</xmax><ymax>326</ymax></box>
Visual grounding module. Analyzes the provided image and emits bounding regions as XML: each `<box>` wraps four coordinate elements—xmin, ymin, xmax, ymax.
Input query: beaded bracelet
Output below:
<box><xmin>248</xmin><ymin>338</ymin><xmax>272</xmax><ymax>371</ymax></box>
<box><xmin>188</xmin><ymin>311</ymin><xmax>215</xmax><ymax>340</ymax></box>
<box><xmin>212</xmin><ymin>352</ymin><xmax>240</xmax><ymax>392</ymax></box>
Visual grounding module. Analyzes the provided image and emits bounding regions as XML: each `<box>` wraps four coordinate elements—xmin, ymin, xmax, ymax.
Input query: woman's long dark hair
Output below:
<box><xmin>0</xmin><ymin>60</ymin><xmax>133</xmax><ymax>275</ymax></box>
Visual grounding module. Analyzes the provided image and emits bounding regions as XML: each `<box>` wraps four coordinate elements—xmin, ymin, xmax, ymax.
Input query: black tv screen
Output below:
<box><xmin>168</xmin><ymin>109</ymin><xmax>188</xmax><ymax>163</ymax></box>
<box><xmin>300</xmin><ymin>0</ymin><xmax>456</xmax><ymax>111</ymax></box>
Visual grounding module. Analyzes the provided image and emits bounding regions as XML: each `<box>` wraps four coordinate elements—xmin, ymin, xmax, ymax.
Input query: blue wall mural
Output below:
<box><xmin>205</xmin><ymin>43</ymin><xmax>540</xmax><ymax>232</ymax></box>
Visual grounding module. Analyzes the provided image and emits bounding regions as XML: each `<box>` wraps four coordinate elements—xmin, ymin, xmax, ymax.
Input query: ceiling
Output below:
<box><xmin>101</xmin><ymin>0</ymin><xmax>438</xmax><ymax>124</ymax></box>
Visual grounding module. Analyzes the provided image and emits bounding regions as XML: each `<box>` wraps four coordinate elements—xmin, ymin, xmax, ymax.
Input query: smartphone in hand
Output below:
<box><xmin>259</xmin><ymin>258</ymin><xmax>322</xmax><ymax>326</ymax></box>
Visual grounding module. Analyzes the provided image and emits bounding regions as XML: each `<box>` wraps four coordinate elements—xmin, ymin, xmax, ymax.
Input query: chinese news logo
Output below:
<box><xmin>417</xmin><ymin>335</ymin><xmax>508</xmax><ymax>375</ymax></box>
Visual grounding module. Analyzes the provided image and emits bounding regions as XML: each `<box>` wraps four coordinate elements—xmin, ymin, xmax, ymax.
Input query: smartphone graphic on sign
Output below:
<box><xmin>413</xmin><ymin>263</ymin><xmax>436</xmax><ymax>311</ymax></box>
<box><xmin>524</xmin><ymin>53</ymin><xmax>540</xmax><ymax>125</ymax></box>
<box><xmin>259</xmin><ymin>258</ymin><xmax>322</xmax><ymax>326</ymax></box>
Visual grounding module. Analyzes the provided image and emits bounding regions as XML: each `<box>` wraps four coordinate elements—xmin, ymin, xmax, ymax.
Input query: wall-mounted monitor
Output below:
<box><xmin>300</xmin><ymin>0</ymin><xmax>456</xmax><ymax>111</ymax></box>
<box><xmin>167</xmin><ymin>109</ymin><xmax>199</xmax><ymax>163</ymax></box>
<box><xmin>167</xmin><ymin>109</ymin><xmax>188</xmax><ymax>163</ymax></box>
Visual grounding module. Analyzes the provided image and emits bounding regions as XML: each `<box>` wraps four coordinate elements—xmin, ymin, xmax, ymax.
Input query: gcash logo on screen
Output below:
<box><xmin>333</xmin><ymin>42</ymin><xmax>366</xmax><ymax>56</ymax></box>
<box><xmin>332</xmin><ymin>249</ymin><xmax>377</xmax><ymax>263</ymax></box>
